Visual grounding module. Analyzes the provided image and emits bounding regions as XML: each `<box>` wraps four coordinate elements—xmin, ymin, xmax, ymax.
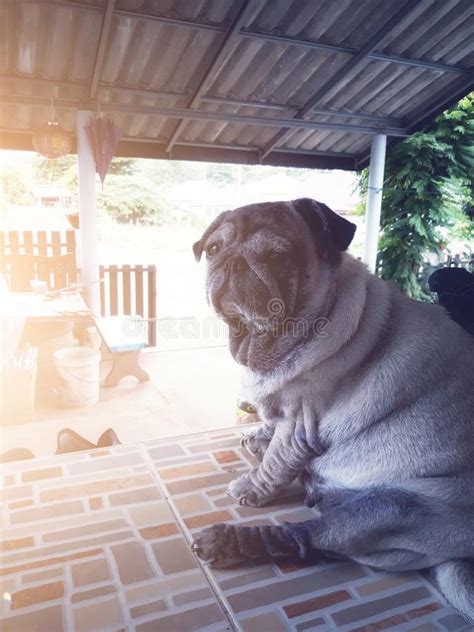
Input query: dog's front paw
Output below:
<box><xmin>240</xmin><ymin>428</ymin><xmax>270</xmax><ymax>462</ymax></box>
<box><xmin>227</xmin><ymin>471</ymin><xmax>273</xmax><ymax>507</ymax></box>
<box><xmin>191</xmin><ymin>524</ymin><xmax>245</xmax><ymax>568</ymax></box>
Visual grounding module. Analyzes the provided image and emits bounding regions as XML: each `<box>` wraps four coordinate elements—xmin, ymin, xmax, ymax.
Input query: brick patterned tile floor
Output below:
<box><xmin>0</xmin><ymin>426</ymin><xmax>471</xmax><ymax>631</ymax></box>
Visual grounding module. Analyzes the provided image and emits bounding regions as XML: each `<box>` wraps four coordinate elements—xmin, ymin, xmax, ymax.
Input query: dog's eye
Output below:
<box><xmin>206</xmin><ymin>243</ymin><xmax>221</xmax><ymax>258</ymax></box>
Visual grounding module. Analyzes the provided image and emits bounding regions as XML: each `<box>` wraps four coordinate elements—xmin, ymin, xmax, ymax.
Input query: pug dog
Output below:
<box><xmin>191</xmin><ymin>199</ymin><xmax>474</xmax><ymax>622</ymax></box>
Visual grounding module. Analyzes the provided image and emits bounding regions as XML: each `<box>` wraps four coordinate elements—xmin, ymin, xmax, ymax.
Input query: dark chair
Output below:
<box><xmin>429</xmin><ymin>267</ymin><xmax>474</xmax><ymax>335</ymax></box>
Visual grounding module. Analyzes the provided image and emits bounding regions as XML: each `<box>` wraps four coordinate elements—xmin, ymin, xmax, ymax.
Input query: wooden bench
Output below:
<box><xmin>94</xmin><ymin>315</ymin><xmax>150</xmax><ymax>387</ymax></box>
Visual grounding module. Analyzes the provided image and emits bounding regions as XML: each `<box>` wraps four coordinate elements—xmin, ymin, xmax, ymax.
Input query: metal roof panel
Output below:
<box><xmin>1</xmin><ymin>0</ymin><xmax>473</xmax><ymax>169</ymax></box>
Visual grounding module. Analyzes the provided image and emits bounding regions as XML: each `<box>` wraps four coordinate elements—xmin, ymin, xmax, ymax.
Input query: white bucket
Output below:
<box><xmin>53</xmin><ymin>347</ymin><xmax>101</xmax><ymax>407</ymax></box>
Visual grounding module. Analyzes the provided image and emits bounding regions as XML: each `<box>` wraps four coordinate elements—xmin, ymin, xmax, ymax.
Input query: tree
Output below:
<box><xmin>0</xmin><ymin>169</ymin><xmax>34</xmax><ymax>205</ymax></box>
<box><xmin>96</xmin><ymin>173</ymin><xmax>173</xmax><ymax>225</ymax></box>
<box><xmin>33</xmin><ymin>154</ymin><xmax>77</xmax><ymax>186</ymax></box>
<box><xmin>140</xmin><ymin>159</ymin><xmax>204</xmax><ymax>187</ymax></box>
<box><xmin>362</xmin><ymin>93</ymin><xmax>474</xmax><ymax>300</ymax></box>
<box><xmin>33</xmin><ymin>154</ymin><xmax>137</xmax><ymax>191</ymax></box>
<box><xmin>108</xmin><ymin>157</ymin><xmax>136</xmax><ymax>176</ymax></box>
<box><xmin>31</xmin><ymin>154</ymin><xmax>170</xmax><ymax>223</ymax></box>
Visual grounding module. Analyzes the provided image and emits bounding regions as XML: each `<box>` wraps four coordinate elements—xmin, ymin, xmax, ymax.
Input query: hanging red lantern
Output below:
<box><xmin>32</xmin><ymin>121</ymin><xmax>72</xmax><ymax>159</ymax></box>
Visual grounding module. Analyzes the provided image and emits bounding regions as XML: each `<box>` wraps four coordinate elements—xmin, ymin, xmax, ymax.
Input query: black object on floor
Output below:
<box><xmin>1</xmin><ymin>429</ymin><xmax>122</xmax><ymax>463</ymax></box>
<box><xmin>428</xmin><ymin>267</ymin><xmax>474</xmax><ymax>335</ymax></box>
<box><xmin>55</xmin><ymin>428</ymin><xmax>122</xmax><ymax>454</ymax></box>
<box><xmin>97</xmin><ymin>428</ymin><xmax>121</xmax><ymax>447</ymax></box>
<box><xmin>55</xmin><ymin>428</ymin><xmax>96</xmax><ymax>454</ymax></box>
<box><xmin>0</xmin><ymin>448</ymin><xmax>35</xmax><ymax>463</ymax></box>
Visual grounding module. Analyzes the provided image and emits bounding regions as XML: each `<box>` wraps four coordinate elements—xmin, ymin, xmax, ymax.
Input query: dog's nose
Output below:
<box><xmin>227</xmin><ymin>255</ymin><xmax>246</xmax><ymax>274</ymax></box>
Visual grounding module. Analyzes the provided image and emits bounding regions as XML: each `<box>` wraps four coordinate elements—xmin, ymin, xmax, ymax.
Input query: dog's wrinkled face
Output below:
<box><xmin>193</xmin><ymin>199</ymin><xmax>356</xmax><ymax>372</ymax></box>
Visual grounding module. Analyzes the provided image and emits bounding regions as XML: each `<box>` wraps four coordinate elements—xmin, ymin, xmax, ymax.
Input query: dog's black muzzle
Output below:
<box><xmin>208</xmin><ymin>254</ymin><xmax>278</xmax><ymax>329</ymax></box>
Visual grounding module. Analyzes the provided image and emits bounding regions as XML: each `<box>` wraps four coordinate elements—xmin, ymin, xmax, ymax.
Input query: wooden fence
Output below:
<box><xmin>99</xmin><ymin>265</ymin><xmax>157</xmax><ymax>346</ymax></box>
<box><xmin>0</xmin><ymin>229</ymin><xmax>76</xmax><ymax>258</ymax></box>
<box><xmin>0</xmin><ymin>230</ymin><xmax>77</xmax><ymax>290</ymax></box>
<box><xmin>445</xmin><ymin>253</ymin><xmax>474</xmax><ymax>269</ymax></box>
<box><xmin>1</xmin><ymin>231</ymin><xmax>157</xmax><ymax>346</ymax></box>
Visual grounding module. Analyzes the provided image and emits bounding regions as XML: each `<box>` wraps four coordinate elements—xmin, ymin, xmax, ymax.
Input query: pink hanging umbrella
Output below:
<box><xmin>85</xmin><ymin>115</ymin><xmax>122</xmax><ymax>187</ymax></box>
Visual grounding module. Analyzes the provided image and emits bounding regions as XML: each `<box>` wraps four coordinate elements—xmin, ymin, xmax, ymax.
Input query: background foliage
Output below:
<box><xmin>0</xmin><ymin>169</ymin><xmax>34</xmax><ymax>206</ymax></box>
<box><xmin>96</xmin><ymin>173</ymin><xmax>172</xmax><ymax>225</ymax></box>
<box><xmin>22</xmin><ymin>154</ymin><xmax>314</xmax><ymax>227</ymax></box>
<box><xmin>367</xmin><ymin>93</ymin><xmax>474</xmax><ymax>300</ymax></box>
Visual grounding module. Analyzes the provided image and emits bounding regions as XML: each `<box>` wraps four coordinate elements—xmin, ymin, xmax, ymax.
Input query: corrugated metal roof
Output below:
<box><xmin>1</xmin><ymin>0</ymin><xmax>473</xmax><ymax>170</ymax></box>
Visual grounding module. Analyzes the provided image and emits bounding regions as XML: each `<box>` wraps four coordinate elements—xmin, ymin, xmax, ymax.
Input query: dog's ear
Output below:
<box><xmin>192</xmin><ymin>240</ymin><xmax>203</xmax><ymax>262</ymax></box>
<box><xmin>192</xmin><ymin>210</ymin><xmax>230</xmax><ymax>262</ymax></box>
<box><xmin>293</xmin><ymin>198</ymin><xmax>356</xmax><ymax>261</ymax></box>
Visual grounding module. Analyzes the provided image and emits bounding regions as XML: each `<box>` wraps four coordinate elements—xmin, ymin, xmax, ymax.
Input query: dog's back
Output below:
<box><xmin>303</xmin><ymin>256</ymin><xmax>473</xmax><ymax>491</ymax></box>
<box><xmin>309</xmin><ymin>261</ymin><xmax>474</xmax><ymax>619</ymax></box>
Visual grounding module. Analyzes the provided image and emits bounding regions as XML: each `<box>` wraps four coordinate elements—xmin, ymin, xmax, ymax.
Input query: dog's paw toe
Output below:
<box><xmin>191</xmin><ymin>524</ymin><xmax>245</xmax><ymax>568</ymax></box>
<box><xmin>238</xmin><ymin>492</ymin><xmax>257</xmax><ymax>506</ymax></box>
<box><xmin>240</xmin><ymin>431</ymin><xmax>257</xmax><ymax>453</ymax></box>
<box><xmin>227</xmin><ymin>472</ymin><xmax>271</xmax><ymax>507</ymax></box>
<box><xmin>240</xmin><ymin>429</ymin><xmax>269</xmax><ymax>461</ymax></box>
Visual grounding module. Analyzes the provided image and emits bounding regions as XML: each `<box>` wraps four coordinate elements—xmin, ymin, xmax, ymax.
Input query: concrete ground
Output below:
<box><xmin>1</xmin><ymin>341</ymin><xmax>242</xmax><ymax>458</ymax></box>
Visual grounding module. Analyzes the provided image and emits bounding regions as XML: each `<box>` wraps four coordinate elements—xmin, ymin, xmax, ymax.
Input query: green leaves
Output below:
<box><xmin>374</xmin><ymin>92</ymin><xmax>473</xmax><ymax>300</ymax></box>
<box><xmin>96</xmin><ymin>173</ymin><xmax>173</xmax><ymax>226</ymax></box>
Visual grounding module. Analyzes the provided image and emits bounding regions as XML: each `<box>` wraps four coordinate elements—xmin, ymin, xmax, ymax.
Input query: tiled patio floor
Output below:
<box><xmin>0</xmin><ymin>426</ymin><xmax>469</xmax><ymax>632</ymax></box>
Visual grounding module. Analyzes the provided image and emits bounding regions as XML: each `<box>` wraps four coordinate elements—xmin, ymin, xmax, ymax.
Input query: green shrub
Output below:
<box><xmin>360</xmin><ymin>94</ymin><xmax>474</xmax><ymax>299</ymax></box>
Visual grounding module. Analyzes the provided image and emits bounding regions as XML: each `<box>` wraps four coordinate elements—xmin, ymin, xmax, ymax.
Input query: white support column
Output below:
<box><xmin>362</xmin><ymin>134</ymin><xmax>387</xmax><ymax>274</ymax></box>
<box><xmin>76</xmin><ymin>110</ymin><xmax>100</xmax><ymax>316</ymax></box>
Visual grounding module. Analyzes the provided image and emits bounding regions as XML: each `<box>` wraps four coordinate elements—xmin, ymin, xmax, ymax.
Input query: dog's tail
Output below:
<box><xmin>434</xmin><ymin>559</ymin><xmax>474</xmax><ymax>623</ymax></box>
